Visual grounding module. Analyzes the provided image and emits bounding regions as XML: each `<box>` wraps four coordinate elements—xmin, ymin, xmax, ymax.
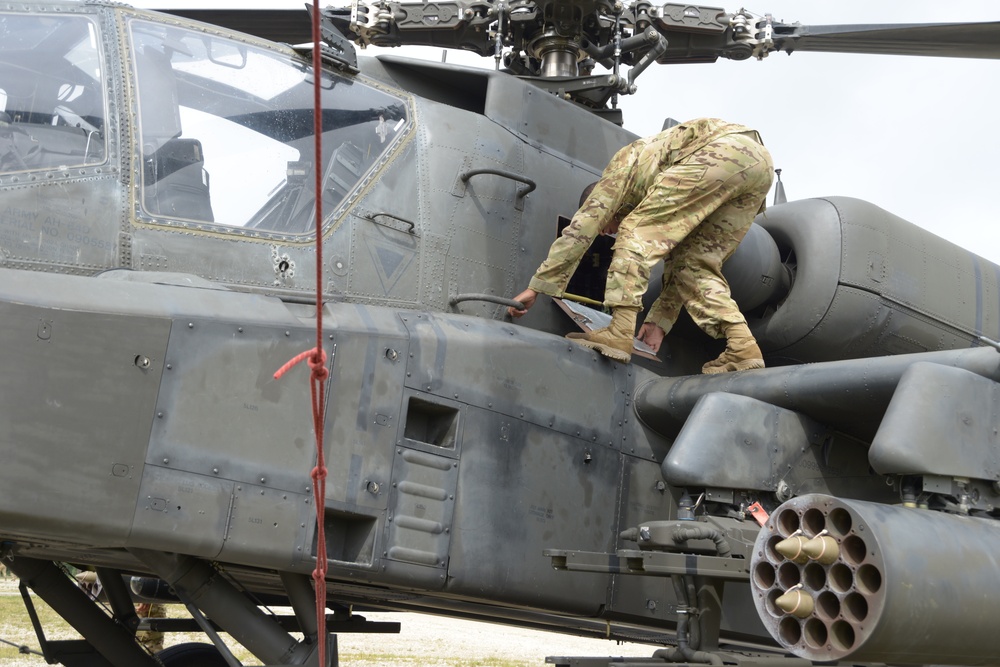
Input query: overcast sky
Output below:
<box><xmin>618</xmin><ymin>2</ymin><xmax>1000</xmax><ymax>265</ymax></box>
<box><xmin>135</xmin><ymin>1</ymin><xmax>1000</xmax><ymax>263</ymax></box>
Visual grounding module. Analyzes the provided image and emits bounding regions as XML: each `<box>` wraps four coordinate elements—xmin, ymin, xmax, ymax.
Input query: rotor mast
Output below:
<box><xmin>315</xmin><ymin>2</ymin><xmax>1000</xmax><ymax>119</ymax></box>
<box><xmin>326</xmin><ymin>2</ymin><xmax>773</xmax><ymax>117</ymax></box>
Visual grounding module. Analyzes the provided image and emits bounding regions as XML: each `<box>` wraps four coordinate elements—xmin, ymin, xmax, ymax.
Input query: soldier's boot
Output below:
<box><xmin>566</xmin><ymin>307</ymin><xmax>638</xmax><ymax>362</ymax></box>
<box><xmin>702</xmin><ymin>323</ymin><xmax>765</xmax><ymax>374</ymax></box>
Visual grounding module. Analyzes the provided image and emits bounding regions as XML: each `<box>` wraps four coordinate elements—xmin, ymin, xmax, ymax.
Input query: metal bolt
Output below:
<box><xmin>157</xmin><ymin>412</ymin><xmax>163</xmax><ymax>418</ymax></box>
<box><xmin>238</xmin><ymin>327</ymin><xmax>244</xmax><ymax>333</ymax></box>
<box><xmin>212</xmin><ymin>468</ymin><xmax>219</xmax><ymax>474</ymax></box>
<box><xmin>162</xmin><ymin>458</ymin><xmax>169</xmax><ymax>464</ymax></box>
<box><xmin>188</xmin><ymin>322</ymin><xmax>194</xmax><ymax>328</ymax></box>
<box><xmin>166</xmin><ymin>364</ymin><xmax>172</xmax><ymax>370</ymax></box>
<box><xmin>260</xmin><ymin>477</ymin><xmax>266</xmax><ymax>484</ymax></box>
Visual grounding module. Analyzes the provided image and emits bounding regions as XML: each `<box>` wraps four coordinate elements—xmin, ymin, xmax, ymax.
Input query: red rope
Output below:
<box><xmin>308</xmin><ymin>3</ymin><xmax>329</xmax><ymax>664</ymax></box>
<box><xmin>273</xmin><ymin>3</ymin><xmax>330</xmax><ymax>664</ymax></box>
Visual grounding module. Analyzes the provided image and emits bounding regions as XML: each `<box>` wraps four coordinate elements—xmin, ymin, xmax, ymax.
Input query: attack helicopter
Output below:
<box><xmin>2</xmin><ymin>1</ymin><xmax>1000</xmax><ymax>666</ymax></box>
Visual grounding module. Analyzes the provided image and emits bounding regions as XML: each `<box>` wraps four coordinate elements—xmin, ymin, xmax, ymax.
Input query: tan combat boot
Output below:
<box><xmin>566</xmin><ymin>307</ymin><xmax>638</xmax><ymax>362</ymax></box>
<box><xmin>702</xmin><ymin>322</ymin><xmax>765</xmax><ymax>374</ymax></box>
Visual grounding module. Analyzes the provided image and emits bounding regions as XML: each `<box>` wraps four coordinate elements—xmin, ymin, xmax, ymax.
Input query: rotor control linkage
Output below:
<box><xmin>326</xmin><ymin>1</ymin><xmax>768</xmax><ymax>107</ymax></box>
<box><xmin>327</xmin><ymin>1</ymin><xmax>1000</xmax><ymax>114</ymax></box>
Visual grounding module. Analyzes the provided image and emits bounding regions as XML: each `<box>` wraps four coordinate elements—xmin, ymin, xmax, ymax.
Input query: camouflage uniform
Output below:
<box><xmin>528</xmin><ymin>118</ymin><xmax>773</xmax><ymax>340</ymax></box>
<box><xmin>136</xmin><ymin>602</ymin><xmax>166</xmax><ymax>653</ymax></box>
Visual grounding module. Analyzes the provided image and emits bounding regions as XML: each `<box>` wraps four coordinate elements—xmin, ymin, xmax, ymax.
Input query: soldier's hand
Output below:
<box><xmin>637</xmin><ymin>322</ymin><xmax>666</xmax><ymax>353</ymax></box>
<box><xmin>508</xmin><ymin>288</ymin><xmax>538</xmax><ymax>318</ymax></box>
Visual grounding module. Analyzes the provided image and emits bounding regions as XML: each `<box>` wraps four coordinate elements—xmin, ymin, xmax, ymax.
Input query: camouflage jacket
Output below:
<box><xmin>527</xmin><ymin>118</ymin><xmax>758</xmax><ymax>300</ymax></box>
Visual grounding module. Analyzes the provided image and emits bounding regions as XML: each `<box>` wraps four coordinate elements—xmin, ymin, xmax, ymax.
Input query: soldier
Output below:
<box><xmin>508</xmin><ymin>118</ymin><xmax>773</xmax><ymax>371</ymax></box>
<box><xmin>74</xmin><ymin>570</ymin><xmax>166</xmax><ymax>653</ymax></box>
<box><xmin>135</xmin><ymin>602</ymin><xmax>167</xmax><ymax>654</ymax></box>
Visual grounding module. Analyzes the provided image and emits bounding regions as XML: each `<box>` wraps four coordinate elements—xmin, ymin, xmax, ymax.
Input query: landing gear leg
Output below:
<box><xmin>129</xmin><ymin>548</ymin><xmax>335</xmax><ymax>667</ymax></box>
<box><xmin>7</xmin><ymin>556</ymin><xmax>159</xmax><ymax>667</ymax></box>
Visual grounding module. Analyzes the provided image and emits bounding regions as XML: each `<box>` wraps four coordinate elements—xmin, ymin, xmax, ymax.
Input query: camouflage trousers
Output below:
<box><xmin>136</xmin><ymin>602</ymin><xmax>167</xmax><ymax>653</ymax></box>
<box><xmin>604</xmin><ymin>132</ymin><xmax>773</xmax><ymax>339</ymax></box>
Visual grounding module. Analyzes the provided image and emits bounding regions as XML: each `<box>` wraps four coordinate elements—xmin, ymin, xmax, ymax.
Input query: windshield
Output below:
<box><xmin>0</xmin><ymin>13</ymin><xmax>106</xmax><ymax>174</ymax></box>
<box><xmin>129</xmin><ymin>20</ymin><xmax>408</xmax><ymax>235</ymax></box>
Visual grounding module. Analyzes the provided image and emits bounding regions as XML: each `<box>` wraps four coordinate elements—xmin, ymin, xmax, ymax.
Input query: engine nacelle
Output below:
<box><xmin>725</xmin><ymin>197</ymin><xmax>996</xmax><ymax>364</ymax></box>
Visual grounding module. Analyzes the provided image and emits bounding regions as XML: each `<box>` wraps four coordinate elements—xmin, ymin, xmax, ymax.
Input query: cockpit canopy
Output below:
<box><xmin>129</xmin><ymin>19</ymin><xmax>409</xmax><ymax>236</ymax></box>
<box><xmin>0</xmin><ymin>8</ymin><xmax>410</xmax><ymax>239</ymax></box>
<box><xmin>0</xmin><ymin>13</ymin><xmax>106</xmax><ymax>173</ymax></box>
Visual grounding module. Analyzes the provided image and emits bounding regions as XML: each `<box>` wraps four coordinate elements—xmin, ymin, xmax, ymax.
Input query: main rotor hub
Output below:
<box><xmin>528</xmin><ymin>33</ymin><xmax>583</xmax><ymax>77</ymax></box>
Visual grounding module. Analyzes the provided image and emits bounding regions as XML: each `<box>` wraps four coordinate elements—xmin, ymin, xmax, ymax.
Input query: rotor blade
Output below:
<box><xmin>158</xmin><ymin>9</ymin><xmax>312</xmax><ymax>45</ymax></box>
<box><xmin>770</xmin><ymin>21</ymin><xmax>1000</xmax><ymax>59</ymax></box>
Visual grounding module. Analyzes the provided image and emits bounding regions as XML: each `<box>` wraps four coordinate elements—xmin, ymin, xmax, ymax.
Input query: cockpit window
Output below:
<box><xmin>128</xmin><ymin>20</ymin><xmax>409</xmax><ymax>235</ymax></box>
<box><xmin>0</xmin><ymin>13</ymin><xmax>106</xmax><ymax>175</ymax></box>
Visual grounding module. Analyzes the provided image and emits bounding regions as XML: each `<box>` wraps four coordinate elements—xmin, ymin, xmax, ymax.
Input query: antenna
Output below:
<box><xmin>773</xmin><ymin>168</ymin><xmax>787</xmax><ymax>205</ymax></box>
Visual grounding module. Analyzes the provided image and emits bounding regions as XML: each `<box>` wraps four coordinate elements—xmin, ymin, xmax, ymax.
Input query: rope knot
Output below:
<box><xmin>308</xmin><ymin>349</ymin><xmax>329</xmax><ymax>382</ymax></box>
<box><xmin>274</xmin><ymin>347</ymin><xmax>328</xmax><ymax>381</ymax></box>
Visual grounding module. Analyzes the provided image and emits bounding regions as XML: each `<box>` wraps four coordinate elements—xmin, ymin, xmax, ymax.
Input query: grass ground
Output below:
<box><xmin>0</xmin><ymin>578</ymin><xmax>634</xmax><ymax>666</ymax></box>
